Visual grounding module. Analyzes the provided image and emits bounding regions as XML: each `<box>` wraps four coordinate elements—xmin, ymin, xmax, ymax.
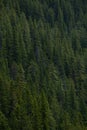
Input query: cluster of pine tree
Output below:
<box><xmin>0</xmin><ymin>0</ymin><xmax>87</xmax><ymax>130</ymax></box>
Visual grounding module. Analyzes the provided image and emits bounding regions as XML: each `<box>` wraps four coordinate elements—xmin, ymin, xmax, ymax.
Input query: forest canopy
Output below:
<box><xmin>0</xmin><ymin>0</ymin><xmax>87</xmax><ymax>130</ymax></box>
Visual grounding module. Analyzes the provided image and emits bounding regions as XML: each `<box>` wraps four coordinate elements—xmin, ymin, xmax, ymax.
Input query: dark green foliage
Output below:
<box><xmin>0</xmin><ymin>0</ymin><xmax>87</xmax><ymax>130</ymax></box>
<box><xmin>0</xmin><ymin>111</ymin><xmax>11</xmax><ymax>130</ymax></box>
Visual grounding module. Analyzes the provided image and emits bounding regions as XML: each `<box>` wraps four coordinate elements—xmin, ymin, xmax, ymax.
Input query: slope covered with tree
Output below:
<box><xmin>0</xmin><ymin>0</ymin><xmax>87</xmax><ymax>130</ymax></box>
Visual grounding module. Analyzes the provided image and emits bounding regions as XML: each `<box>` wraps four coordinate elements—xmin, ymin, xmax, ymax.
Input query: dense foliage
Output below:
<box><xmin>0</xmin><ymin>0</ymin><xmax>87</xmax><ymax>129</ymax></box>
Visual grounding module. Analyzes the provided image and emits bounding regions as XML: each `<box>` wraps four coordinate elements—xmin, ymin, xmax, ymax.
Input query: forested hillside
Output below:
<box><xmin>0</xmin><ymin>0</ymin><xmax>87</xmax><ymax>130</ymax></box>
